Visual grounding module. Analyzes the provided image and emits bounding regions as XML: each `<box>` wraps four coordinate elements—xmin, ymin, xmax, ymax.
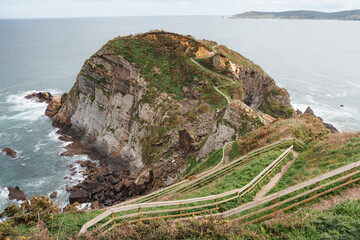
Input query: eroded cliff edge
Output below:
<box><xmin>49</xmin><ymin>31</ymin><xmax>294</xmax><ymax>207</ymax></box>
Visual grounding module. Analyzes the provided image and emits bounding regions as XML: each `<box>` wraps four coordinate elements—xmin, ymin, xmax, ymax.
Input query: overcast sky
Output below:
<box><xmin>0</xmin><ymin>0</ymin><xmax>360</xmax><ymax>18</ymax></box>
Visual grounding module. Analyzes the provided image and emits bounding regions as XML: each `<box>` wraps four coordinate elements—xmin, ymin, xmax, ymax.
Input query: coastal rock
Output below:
<box><xmin>8</xmin><ymin>186</ymin><xmax>26</xmax><ymax>201</ymax></box>
<box><xmin>304</xmin><ymin>106</ymin><xmax>339</xmax><ymax>133</ymax></box>
<box><xmin>304</xmin><ymin>106</ymin><xmax>315</xmax><ymax>116</ymax></box>
<box><xmin>25</xmin><ymin>91</ymin><xmax>53</xmax><ymax>104</ymax></box>
<box><xmin>50</xmin><ymin>191</ymin><xmax>57</xmax><ymax>199</ymax></box>
<box><xmin>45</xmin><ymin>32</ymin><xmax>294</xmax><ymax>207</ymax></box>
<box><xmin>45</xmin><ymin>94</ymin><xmax>64</xmax><ymax>117</ymax></box>
<box><xmin>69</xmin><ymin>190</ymin><xmax>88</xmax><ymax>204</ymax></box>
<box><xmin>1</xmin><ymin>148</ymin><xmax>17</xmax><ymax>158</ymax></box>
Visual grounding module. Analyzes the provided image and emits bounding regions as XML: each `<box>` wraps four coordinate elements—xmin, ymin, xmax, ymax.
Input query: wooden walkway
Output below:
<box><xmin>78</xmin><ymin>142</ymin><xmax>302</xmax><ymax>235</ymax></box>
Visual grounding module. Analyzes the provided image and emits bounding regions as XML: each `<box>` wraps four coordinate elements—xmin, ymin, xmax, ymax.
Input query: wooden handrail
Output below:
<box><xmin>78</xmin><ymin>145</ymin><xmax>294</xmax><ymax>235</ymax></box>
<box><xmin>221</xmin><ymin>160</ymin><xmax>360</xmax><ymax>218</ymax></box>
<box><xmin>109</xmin><ymin>138</ymin><xmax>299</xmax><ymax>208</ymax></box>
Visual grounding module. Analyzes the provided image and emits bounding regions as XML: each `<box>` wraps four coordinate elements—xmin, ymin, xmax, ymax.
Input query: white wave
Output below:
<box><xmin>0</xmin><ymin>187</ymin><xmax>9</xmax><ymax>204</ymax></box>
<box><xmin>47</xmin><ymin>128</ymin><xmax>61</xmax><ymax>142</ymax></box>
<box><xmin>5</xmin><ymin>89</ymin><xmax>62</xmax><ymax>121</ymax></box>
<box><xmin>34</xmin><ymin>142</ymin><xmax>47</xmax><ymax>152</ymax></box>
<box><xmin>347</xmin><ymin>81</ymin><xmax>360</xmax><ymax>88</ymax></box>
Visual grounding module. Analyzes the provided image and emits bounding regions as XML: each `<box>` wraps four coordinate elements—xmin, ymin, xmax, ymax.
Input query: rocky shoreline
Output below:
<box><xmin>24</xmin><ymin>91</ymin><xmax>154</xmax><ymax>208</ymax></box>
<box><xmin>22</xmin><ymin>91</ymin><xmax>339</xmax><ymax>209</ymax></box>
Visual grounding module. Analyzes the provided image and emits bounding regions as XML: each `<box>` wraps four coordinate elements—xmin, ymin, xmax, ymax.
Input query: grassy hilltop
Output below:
<box><xmin>231</xmin><ymin>10</ymin><xmax>360</xmax><ymax>21</ymax></box>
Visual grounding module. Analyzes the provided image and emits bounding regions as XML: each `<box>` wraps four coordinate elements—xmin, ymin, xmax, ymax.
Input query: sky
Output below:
<box><xmin>0</xmin><ymin>0</ymin><xmax>360</xmax><ymax>18</ymax></box>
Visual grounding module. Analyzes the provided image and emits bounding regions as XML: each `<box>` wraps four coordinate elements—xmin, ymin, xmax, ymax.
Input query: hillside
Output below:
<box><xmin>2</xmin><ymin>31</ymin><xmax>359</xmax><ymax>239</ymax></box>
<box><xmin>230</xmin><ymin>10</ymin><xmax>360</xmax><ymax>21</ymax></box>
<box><xmin>46</xmin><ymin>30</ymin><xmax>294</xmax><ymax>208</ymax></box>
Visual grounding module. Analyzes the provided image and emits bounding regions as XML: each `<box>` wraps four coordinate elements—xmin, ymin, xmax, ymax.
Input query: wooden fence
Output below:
<box><xmin>109</xmin><ymin>138</ymin><xmax>304</xmax><ymax>208</ymax></box>
<box><xmin>78</xmin><ymin>145</ymin><xmax>295</xmax><ymax>235</ymax></box>
<box><xmin>218</xmin><ymin>160</ymin><xmax>360</xmax><ymax>223</ymax></box>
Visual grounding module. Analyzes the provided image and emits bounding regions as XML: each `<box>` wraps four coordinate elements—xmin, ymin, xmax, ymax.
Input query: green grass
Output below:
<box><xmin>258</xmin><ymin>86</ymin><xmax>294</xmax><ymax>119</ymax></box>
<box><xmin>180</xmin><ymin>150</ymin><xmax>284</xmax><ymax>199</ymax></box>
<box><xmin>269</xmin><ymin>133</ymin><xmax>360</xmax><ymax>194</ymax></box>
<box><xmin>108</xmin><ymin>32</ymin><xmax>226</xmax><ymax>106</ymax></box>
<box><xmin>184</xmin><ymin>148</ymin><xmax>223</xmax><ymax>177</ymax></box>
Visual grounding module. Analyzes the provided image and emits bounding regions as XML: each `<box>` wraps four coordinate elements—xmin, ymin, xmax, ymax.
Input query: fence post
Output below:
<box><xmin>313</xmin><ymin>182</ymin><xmax>319</xmax><ymax>196</ymax></box>
<box><xmin>348</xmin><ymin>167</ymin><xmax>356</xmax><ymax>181</ymax></box>
<box><xmin>179</xmin><ymin>204</ymin><xmax>182</xmax><ymax>216</ymax></box>
<box><xmin>112</xmin><ymin>213</ymin><xmax>116</xmax><ymax>226</ymax></box>
<box><xmin>216</xmin><ymin>197</ymin><xmax>219</xmax><ymax>209</ymax></box>
<box><xmin>273</xmin><ymin>197</ymin><xmax>279</xmax><ymax>214</ymax></box>
<box><xmin>138</xmin><ymin>206</ymin><xmax>142</xmax><ymax>223</ymax></box>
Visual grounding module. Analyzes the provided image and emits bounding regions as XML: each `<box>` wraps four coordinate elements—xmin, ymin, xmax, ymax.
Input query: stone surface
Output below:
<box><xmin>1</xmin><ymin>148</ymin><xmax>17</xmax><ymax>158</ymax></box>
<box><xmin>304</xmin><ymin>106</ymin><xmax>339</xmax><ymax>133</ymax></box>
<box><xmin>304</xmin><ymin>106</ymin><xmax>315</xmax><ymax>116</ymax></box>
<box><xmin>25</xmin><ymin>91</ymin><xmax>53</xmax><ymax>104</ymax></box>
<box><xmin>50</xmin><ymin>191</ymin><xmax>57</xmax><ymax>199</ymax></box>
<box><xmin>45</xmin><ymin>94</ymin><xmax>64</xmax><ymax>117</ymax></box>
<box><xmin>43</xmin><ymin>32</ymin><xmax>296</xmax><ymax>207</ymax></box>
<box><xmin>8</xmin><ymin>186</ymin><xmax>26</xmax><ymax>201</ymax></box>
<box><xmin>69</xmin><ymin>190</ymin><xmax>88</xmax><ymax>204</ymax></box>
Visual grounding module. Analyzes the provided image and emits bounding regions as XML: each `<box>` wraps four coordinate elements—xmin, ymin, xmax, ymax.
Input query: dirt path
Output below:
<box><xmin>254</xmin><ymin>151</ymin><xmax>298</xmax><ymax>200</ymax></box>
<box><xmin>190</xmin><ymin>58</ymin><xmax>235</xmax><ymax>83</ymax></box>
<box><xmin>214</xmin><ymin>86</ymin><xmax>231</xmax><ymax>104</ymax></box>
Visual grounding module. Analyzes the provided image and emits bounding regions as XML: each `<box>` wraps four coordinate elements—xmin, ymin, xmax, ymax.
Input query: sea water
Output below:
<box><xmin>0</xmin><ymin>16</ymin><xmax>359</xmax><ymax>211</ymax></box>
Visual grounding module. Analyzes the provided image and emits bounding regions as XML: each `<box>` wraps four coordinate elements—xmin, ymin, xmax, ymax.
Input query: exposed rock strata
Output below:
<box><xmin>44</xmin><ymin>32</ymin><xmax>295</xmax><ymax>207</ymax></box>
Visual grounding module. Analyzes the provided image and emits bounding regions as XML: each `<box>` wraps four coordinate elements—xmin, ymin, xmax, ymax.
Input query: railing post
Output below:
<box><xmin>348</xmin><ymin>167</ymin><xmax>356</xmax><ymax>181</ymax></box>
<box><xmin>138</xmin><ymin>206</ymin><xmax>142</xmax><ymax>223</ymax></box>
<box><xmin>273</xmin><ymin>197</ymin><xmax>279</xmax><ymax>214</ymax></box>
<box><xmin>112</xmin><ymin>213</ymin><xmax>116</xmax><ymax>226</ymax></box>
<box><xmin>313</xmin><ymin>182</ymin><xmax>319</xmax><ymax>196</ymax></box>
<box><xmin>179</xmin><ymin>204</ymin><xmax>182</xmax><ymax>216</ymax></box>
<box><xmin>216</xmin><ymin>197</ymin><xmax>219</xmax><ymax>209</ymax></box>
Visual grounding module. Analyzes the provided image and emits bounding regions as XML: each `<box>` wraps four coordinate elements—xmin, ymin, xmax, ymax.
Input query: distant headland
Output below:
<box><xmin>230</xmin><ymin>10</ymin><xmax>360</xmax><ymax>21</ymax></box>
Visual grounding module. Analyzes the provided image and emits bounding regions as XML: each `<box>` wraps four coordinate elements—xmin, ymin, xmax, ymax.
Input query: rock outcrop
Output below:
<box><xmin>1</xmin><ymin>148</ymin><xmax>17</xmax><ymax>158</ymax></box>
<box><xmin>45</xmin><ymin>31</ymin><xmax>294</xmax><ymax>207</ymax></box>
<box><xmin>8</xmin><ymin>186</ymin><xmax>26</xmax><ymax>201</ymax></box>
<box><xmin>303</xmin><ymin>106</ymin><xmax>339</xmax><ymax>133</ymax></box>
<box><xmin>25</xmin><ymin>91</ymin><xmax>53</xmax><ymax>104</ymax></box>
<box><xmin>45</xmin><ymin>94</ymin><xmax>66</xmax><ymax>117</ymax></box>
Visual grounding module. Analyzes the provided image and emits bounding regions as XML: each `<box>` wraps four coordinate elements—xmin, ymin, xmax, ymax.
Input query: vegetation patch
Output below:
<box><xmin>259</xmin><ymin>86</ymin><xmax>294</xmax><ymax>119</ymax></box>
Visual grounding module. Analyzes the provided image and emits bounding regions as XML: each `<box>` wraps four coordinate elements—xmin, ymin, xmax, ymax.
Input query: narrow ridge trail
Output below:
<box><xmin>254</xmin><ymin>150</ymin><xmax>299</xmax><ymax>200</ymax></box>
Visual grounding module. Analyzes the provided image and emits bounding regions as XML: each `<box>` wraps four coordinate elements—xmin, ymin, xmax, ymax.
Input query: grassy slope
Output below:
<box><xmin>229</xmin><ymin>114</ymin><xmax>328</xmax><ymax>160</ymax></box>
<box><xmin>70</xmin><ymin>199</ymin><xmax>360</xmax><ymax>239</ymax></box>
<box><xmin>270</xmin><ymin>132</ymin><xmax>360</xmax><ymax>194</ymax></box>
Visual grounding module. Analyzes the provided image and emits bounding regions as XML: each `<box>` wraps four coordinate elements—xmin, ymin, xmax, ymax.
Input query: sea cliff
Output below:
<box><xmin>47</xmin><ymin>31</ymin><xmax>294</xmax><ymax>207</ymax></box>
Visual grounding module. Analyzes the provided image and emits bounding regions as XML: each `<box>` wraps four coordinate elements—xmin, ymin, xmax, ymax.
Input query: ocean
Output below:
<box><xmin>0</xmin><ymin>16</ymin><xmax>359</xmax><ymax>211</ymax></box>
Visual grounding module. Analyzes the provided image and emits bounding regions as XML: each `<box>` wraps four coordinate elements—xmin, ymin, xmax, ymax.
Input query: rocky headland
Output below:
<box><xmin>35</xmin><ymin>31</ymin><xmax>335</xmax><ymax>208</ymax></box>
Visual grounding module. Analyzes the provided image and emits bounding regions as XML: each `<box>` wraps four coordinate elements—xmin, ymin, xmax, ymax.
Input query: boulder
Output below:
<box><xmin>69</xmin><ymin>190</ymin><xmax>88</xmax><ymax>204</ymax></box>
<box><xmin>179</xmin><ymin>129</ymin><xmax>195</xmax><ymax>152</ymax></box>
<box><xmin>25</xmin><ymin>91</ymin><xmax>53</xmax><ymax>104</ymax></box>
<box><xmin>8</xmin><ymin>186</ymin><xmax>26</xmax><ymax>201</ymax></box>
<box><xmin>1</xmin><ymin>148</ymin><xmax>17</xmax><ymax>158</ymax></box>
<box><xmin>50</xmin><ymin>191</ymin><xmax>57</xmax><ymax>199</ymax></box>
<box><xmin>212</xmin><ymin>54</ymin><xmax>227</xmax><ymax>70</ymax></box>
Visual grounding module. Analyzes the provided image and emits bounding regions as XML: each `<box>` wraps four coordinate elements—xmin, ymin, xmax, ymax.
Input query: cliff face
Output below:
<box><xmin>49</xmin><ymin>31</ymin><xmax>294</xmax><ymax>205</ymax></box>
<box><xmin>54</xmin><ymin>48</ymin><xmax>146</xmax><ymax>173</ymax></box>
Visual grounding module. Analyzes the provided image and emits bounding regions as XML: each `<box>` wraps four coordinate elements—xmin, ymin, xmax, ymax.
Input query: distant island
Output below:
<box><xmin>230</xmin><ymin>10</ymin><xmax>360</xmax><ymax>21</ymax></box>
